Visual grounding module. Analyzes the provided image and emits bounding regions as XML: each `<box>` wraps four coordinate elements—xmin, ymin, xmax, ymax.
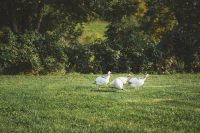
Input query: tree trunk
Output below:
<box><xmin>9</xmin><ymin>1</ymin><xmax>18</xmax><ymax>32</ymax></box>
<box><xmin>35</xmin><ymin>1</ymin><xmax>44</xmax><ymax>32</ymax></box>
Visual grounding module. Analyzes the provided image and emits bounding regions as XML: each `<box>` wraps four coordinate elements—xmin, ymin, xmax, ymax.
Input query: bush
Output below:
<box><xmin>0</xmin><ymin>30</ymin><xmax>42</xmax><ymax>74</ymax></box>
<box><xmin>92</xmin><ymin>43</ymin><xmax>121</xmax><ymax>73</ymax></box>
<box><xmin>159</xmin><ymin>25</ymin><xmax>200</xmax><ymax>72</ymax></box>
<box><xmin>66</xmin><ymin>40</ymin><xmax>123</xmax><ymax>73</ymax></box>
<box><xmin>0</xmin><ymin>30</ymin><xmax>69</xmax><ymax>74</ymax></box>
<box><xmin>67</xmin><ymin>45</ymin><xmax>92</xmax><ymax>73</ymax></box>
<box><xmin>67</xmin><ymin>44</ymin><xmax>103</xmax><ymax>73</ymax></box>
<box><xmin>34</xmin><ymin>32</ymin><xmax>69</xmax><ymax>74</ymax></box>
<box><xmin>106</xmin><ymin>19</ymin><xmax>157</xmax><ymax>73</ymax></box>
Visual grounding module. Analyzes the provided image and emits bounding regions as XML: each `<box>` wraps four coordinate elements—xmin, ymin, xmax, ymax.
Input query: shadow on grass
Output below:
<box><xmin>90</xmin><ymin>87</ymin><xmax>127</xmax><ymax>93</ymax></box>
<box><xmin>90</xmin><ymin>89</ymin><xmax>117</xmax><ymax>92</ymax></box>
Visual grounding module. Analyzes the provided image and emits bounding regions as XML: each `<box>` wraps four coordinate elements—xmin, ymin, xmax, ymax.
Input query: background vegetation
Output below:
<box><xmin>0</xmin><ymin>0</ymin><xmax>199</xmax><ymax>74</ymax></box>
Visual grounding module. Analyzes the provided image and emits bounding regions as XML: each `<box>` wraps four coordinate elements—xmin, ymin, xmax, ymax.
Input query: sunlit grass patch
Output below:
<box><xmin>78</xmin><ymin>20</ymin><xmax>109</xmax><ymax>44</ymax></box>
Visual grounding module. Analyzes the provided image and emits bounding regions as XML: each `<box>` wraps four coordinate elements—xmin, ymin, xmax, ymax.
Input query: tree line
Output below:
<box><xmin>0</xmin><ymin>0</ymin><xmax>199</xmax><ymax>74</ymax></box>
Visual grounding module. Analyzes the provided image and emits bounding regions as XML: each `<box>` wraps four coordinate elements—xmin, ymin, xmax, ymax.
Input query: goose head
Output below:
<box><xmin>108</xmin><ymin>71</ymin><xmax>112</xmax><ymax>75</ymax></box>
<box><xmin>144</xmin><ymin>74</ymin><xmax>149</xmax><ymax>81</ymax></box>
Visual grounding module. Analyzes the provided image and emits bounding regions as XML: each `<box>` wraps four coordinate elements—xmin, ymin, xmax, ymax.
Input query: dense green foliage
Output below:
<box><xmin>0</xmin><ymin>30</ymin><xmax>68</xmax><ymax>74</ymax></box>
<box><xmin>0</xmin><ymin>74</ymin><xmax>200</xmax><ymax>132</ymax></box>
<box><xmin>0</xmin><ymin>0</ymin><xmax>199</xmax><ymax>74</ymax></box>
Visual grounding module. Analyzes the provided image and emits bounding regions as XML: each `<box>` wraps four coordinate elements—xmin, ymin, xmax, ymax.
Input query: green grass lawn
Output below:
<box><xmin>0</xmin><ymin>74</ymin><xmax>200</xmax><ymax>132</ymax></box>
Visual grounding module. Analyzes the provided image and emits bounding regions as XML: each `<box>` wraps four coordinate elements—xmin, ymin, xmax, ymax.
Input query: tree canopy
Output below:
<box><xmin>0</xmin><ymin>0</ymin><xmax>199</xmax><ymax>74</ymax></box>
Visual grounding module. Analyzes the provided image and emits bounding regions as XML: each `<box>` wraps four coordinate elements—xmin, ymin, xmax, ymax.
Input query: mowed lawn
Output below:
<box><xmin>0</xmin><ymin>74</ymin><xmax>200</xmax><ymax>132</ymax></box>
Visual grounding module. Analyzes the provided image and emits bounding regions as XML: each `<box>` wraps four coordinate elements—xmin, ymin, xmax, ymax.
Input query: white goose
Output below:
<box><xmin>112</xmin><ymin>78</ymin><xmax>124</xmax><ymax>89</ymax></box>
<box><xmin>95</xmin><ymin>71</ymin><xmax>111</xmax><ymax>87</ymax></box>
<box><xmin>110</xmin><ymin>74</ymin><xmax>131</xmax><ymax>90</ymax></box>
<box><xmin>128</xmin><ymin>74</ymin><xmax>149</xmax><ymax>88</ymax></box>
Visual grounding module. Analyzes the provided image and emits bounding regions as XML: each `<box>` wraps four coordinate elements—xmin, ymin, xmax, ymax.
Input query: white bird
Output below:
<box><xmin>112</xmin><ymin>78</ymin><xmax>124</xmax><ymax>89</ymax></box>
<box><xmin>110</xmin><ymin>74</ymin><xmax>131</xmax><ymax>84</ymax></box>
<box><xmin>128</xmin><ymin>74</ymin><xmax>149</xmax><ymax>88</ymax></box>
<box><xmin>110</xmin><ymin>74</ymin><xmax>131</xmax><ymax>90</ymax></box>
<box><xmin>117</xmin><ymin>74</ymin><xmax>132</xmax><ymax>84</ymax></box>
<box><xmin>95</xmin><ymin>71</ymin><xmax>111</xmax><ymax>87</ymax></box>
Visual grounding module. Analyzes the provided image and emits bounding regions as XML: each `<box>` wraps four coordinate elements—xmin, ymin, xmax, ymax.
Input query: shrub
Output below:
<box><xmin>92</xmin><ymin>43</ymin><xmax>121</xmax><ymax>73</ymax></box>
<box><xmin>0</xmin><ymin>30</ymin><xmax>18</xmax><ymax>74</ymax></box>
<box><xmin>35</xmin><ymin>32</ymin><xmax>68</xmax><ymax>74</ymax></box>
<box><xmin>0</xmin><ymin>30</ymin><xmax>42</xmax><ymax>74</ymax></box>
<box><xmin>107</xmin><ymin>21</ymin><xmax>157</xmax><ymax>73</ymax></box>
<box><xmin>159</xmin><ymin>25</ymin><xmax>200</xmax><ymax>72</ymax></box>
<box><xmin>0</xmin><ymin>30</ymin><xmax>68</xmax><ymax>74</ymax></box>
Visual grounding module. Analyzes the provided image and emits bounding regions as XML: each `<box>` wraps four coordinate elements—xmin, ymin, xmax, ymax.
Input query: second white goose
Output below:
<box><xmin>128</xmin><ymin>74</ymin><xmax>149</xmax><ymax>88</ymax></box>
